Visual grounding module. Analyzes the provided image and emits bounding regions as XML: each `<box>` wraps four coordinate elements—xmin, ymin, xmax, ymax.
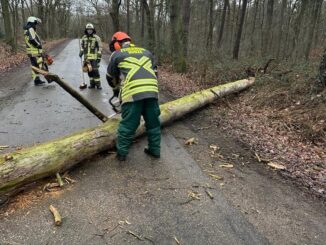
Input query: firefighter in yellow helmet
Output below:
<box><xmin>79</xmin><ymin>23</ymin><xmax>103</xmax><ymax>89</ymax></box>
<box><xmin>107</xmin><ymin>32</ymin><xmax>160</xmax><ymax>161</ymax></box>
<box><xmin>23</xmin><ymin>16</ymin><xmax>51</xmax><ymax>85</ymax></box>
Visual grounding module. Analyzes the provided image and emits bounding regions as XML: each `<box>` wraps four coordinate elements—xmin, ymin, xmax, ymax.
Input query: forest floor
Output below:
<box><xmin>159</xmin><ymin>57</ymin><xmax>326</xmax><ymax>200</ymax></box>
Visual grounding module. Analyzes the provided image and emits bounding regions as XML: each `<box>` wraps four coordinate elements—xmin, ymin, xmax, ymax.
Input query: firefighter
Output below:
<box><xmin>23</xmin><ymin>16</ymin><xmax>49</xmax><ymax>86</ymax></box>
<box><xmin>79</xmin><ymin>23</ymin><xmax>102</xmax><ymax>89</ymax></box>
<box><xmin>106</xmin><ymin>32</ymin><xmax>160</xmax><ymax>161</ymax></box>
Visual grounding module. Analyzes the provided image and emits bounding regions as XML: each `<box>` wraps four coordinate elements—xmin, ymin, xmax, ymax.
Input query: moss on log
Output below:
<box><xmin>0</xmin><ymin>78</ymin><xmax>254</xmax><ymax>195</ymax></box>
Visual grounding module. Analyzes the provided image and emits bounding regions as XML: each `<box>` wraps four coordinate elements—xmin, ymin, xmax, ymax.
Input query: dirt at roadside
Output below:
<box><xmin>0</xmin><ymin>39</ymin><xmax>70</xmax><ymax>102</ymax></box>
<box><xmin>159</xmin><ymin>66</ymin><xmax>326</xmax><ymax>200</ymax></box>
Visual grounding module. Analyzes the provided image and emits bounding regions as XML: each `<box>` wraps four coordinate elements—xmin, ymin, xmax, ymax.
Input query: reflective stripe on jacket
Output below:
<box><xmin>107</xmin><ymin>44</ymin><xmax>158</xmax><ymax>104</ymax></box>
<box><xmin>80</xmin><ymin>34</ymin><xmax>102</xmax><ymax>60</ymax></box>
<box><xmin>24</xmin><ymin>27</ymin><xmax>43</xmax><ymax>56</ymax></box>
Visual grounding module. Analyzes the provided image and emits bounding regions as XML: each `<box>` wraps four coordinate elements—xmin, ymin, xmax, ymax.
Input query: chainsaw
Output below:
<box><xmin>109</xmin><ymin>95</ymin><xmax>121</xmax><ymax>115</ymax></box>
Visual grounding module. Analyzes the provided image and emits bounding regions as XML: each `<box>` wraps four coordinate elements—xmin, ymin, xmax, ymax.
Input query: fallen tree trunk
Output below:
<box><xmin>32</xmin><ymin>66</ymin><xmax>109</xmax><ymax>122</ymax></box>
<box><xmin>0</xmin><ymin>77</ymin><xmax>254</xmax><ymax>195</ymax></box>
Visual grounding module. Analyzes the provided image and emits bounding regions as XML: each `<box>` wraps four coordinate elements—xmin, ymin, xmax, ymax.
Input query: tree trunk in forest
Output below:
<box><xmin>155</xmin><ymin>0</ymin><xmax>164</xmax><ymax>58</ymax></box>
<box><xmin>233</xmin><ymin>0</ymin><xmax>248</xmax><ymax>59</ymax></box>
<box><xmin>181</xmin><ymin>0</ymin><xmax>191</xmax><ymax>62</ymax></box>
<box><xmin>249</xmin><ymin>0</ymin><xmax>258</xmax><ymax>55</ymax></box>
<box><xmin>1</xmin><ymin>0</ymin><xmax>14</xmax><ymax>48</ymax></box>
<box><xmin>206</xmin><ymin>0</ymin><xmax>214</xmax><ymax>52</ymax></box>
<box><xmin>126</xmin><ymin>0</ymin><xmax>130</xmax><ymax>34</ymax></box>
<box><xmin>317</xmin><ymin>47</ymin><xmax>326</xmax><ymax>87</ymax></box>
<box><xmin>217</xmin><ymin>0</ymin><xmax>230</xmax><ymax>49</ymax></box>
<box><xmin>110</xmin><ymin>0</ymin><xmax>121</xmax><ymax>32</ymax></box>
<box><xmin>276</xmin><ymin>0</ymin><xmax>287</xmax><ymax>60</ymax></box>
<box><xmin>292</xmin><ymin>0</ymin><xmax>308</xmax><ymax>60</ymax></box>
<box><xmin>142</xmin><ymin>0</ymin><xmax>155</xmax><ymax>52</ymax></box>
<box><xmin>21</xmin><ymin>0</ymin><xmax>26</xmax><ymax>24</ymax></box>
<box><xmin>169</xmin><ymin>0</ymin><xmax>185</xmax><ymax>72</ymax></box>
<box><xmin>304</xmin><ymin>0</ymin><xmax>323</xmax><ymax>60</ymax></box>
<box><xmin>141</xmin><ymin>0</ymin><xmax>145</xmax><ymax>45</ymax></box>
<box><xmin>0</xmin><ymin>77</ymin><xmax>255</xmax><ymax>195</ymax></box>
<box><xmin>262</xmin><ymin>0</ymin><xmax>274</xmax><ymax>57</ymax></box>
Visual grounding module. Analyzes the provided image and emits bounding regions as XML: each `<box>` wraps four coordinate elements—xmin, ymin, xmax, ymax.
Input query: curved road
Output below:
<box><xmin>0</xmin><ymin>40</ymin><xmax>268</xmax><ymax>244</ymax></box>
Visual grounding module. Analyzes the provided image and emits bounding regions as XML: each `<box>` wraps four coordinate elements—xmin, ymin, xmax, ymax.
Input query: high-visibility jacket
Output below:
<box><xmin>80</xmin><ymin>34</ymin><xmax>102</xmax><ymax>60</ymax></box>
<box><xmin>23</xmin><ymin>23</ymin><xmax>43</xmax><ymax>57</ymax></box>
<box><xmin>106</xmin><ymin>43</ymin><xmax>158</xmax><ymax>104</ymax></box>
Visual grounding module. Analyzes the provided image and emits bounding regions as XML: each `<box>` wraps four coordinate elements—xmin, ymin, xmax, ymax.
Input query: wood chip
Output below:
<box><xmin>267</xmin><ymin>162</ymin><xmax>286</xmax><ymax>170</ymax></box>
<box><xmin>174</xmin><ymin>236</ymin><xmax>181</xmax><ymax>244</ymax></box>
<box><xmin>127</xmin><ymin>230</ymin><xmax>143</xmax><ymax>241</ymax></box>
<box><xmin>4</xmin><ymin>155</ymin><xmax>13</xmax><ymax>161</ymax></box>
<box><xmin>219</xmin><ymin>164</ymin><xmax>234</xmax><ymax>168</ymax></box>
<box><xmin>56</xmin><ymin>173</ymin><xmax>64</xmax><ymax>187</ymax></box>
<box><xmin>49</xmin><ymin>205</ymin><xmax>62</xmax><ymax>226</ymax></box>
<box><xmin>209</xmin><ymin>144</ymin><xmax>219</xmax><ymax>151</ymax></box>
<box><xmin>185</xmin><ymin>137</ymin><xmax>197</xmax><ymax>145</ymax></box>
<box><xmin>43</xmin><ymin>182</ymin><xmax>60</xmax><ymax>192</ymax></box>
<box><xmin>209</xmin><ymin>173</ymin><xmax>223</xmax><ymax>180</ymax></box>
<box><xmin>205</xmin><ymin>190</ymin><xmax>214</xmax><ymax>199</ymax></box>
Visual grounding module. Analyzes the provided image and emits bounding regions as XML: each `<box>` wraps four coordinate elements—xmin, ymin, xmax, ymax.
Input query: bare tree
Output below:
<box><xmin>233</xmin><ymin>0</ymin><xmax>248</xmax><ymax>59</ymax></box>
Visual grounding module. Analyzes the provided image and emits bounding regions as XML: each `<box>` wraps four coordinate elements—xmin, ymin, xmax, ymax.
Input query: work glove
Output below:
<box><xmin>79</xmin><ymin>50</ymin><xmax>84</xmax><ymax>58</ymax></box>
<box><xmin>113</xmin><ymin>88</ymin><xmax>120</xmax><ymax>97</ymax></box>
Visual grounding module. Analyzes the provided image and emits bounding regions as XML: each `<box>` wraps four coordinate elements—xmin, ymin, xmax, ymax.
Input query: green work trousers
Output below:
<box><xmin>117</xmin><ymin>98</ymin><xmax>161</xmax><ymax>157</ymax></box>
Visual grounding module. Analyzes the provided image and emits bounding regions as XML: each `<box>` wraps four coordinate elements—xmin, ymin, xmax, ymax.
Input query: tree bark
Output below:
<box><xmin>249</xmin><ymin>0</ymin><xmax>259</xmax><ymax>55</ymax></box>
<box><xmin>181</xmin><ymin>0</ymin><xmax>191</xmax><ymax>60</ymax></box>
<box><xmin>217</xmin><ymin>0</ymin><xmax>230</xmax><ymax>49</ymax></box>
<box><xmin>126</xmin><ymin>0</ymin><xmax>131</xmax><ymax>34</ymax></box>
<box><xmin>276</xmin><ymin>0</ymin><xmax>287</xmax><ymax>60</ymax></box>
<box><xmin>291</xmin><ymin>0</ymin><xmax>308</xmax><ymax>60</ymax></box>
<box><xmin>317</xmin><ymin>47</ymin><xmax>326</xmax><ymax>87</ymax></box>
<box><xmin>206</xmin><ymin>0</ymin><xmax>214</xmax><ymax>52</ymax></box>
<box><xmin>110</xmin><ymin>0</ymin><xmax>121</xmax><ymax>32</ymax></box>
<box><xmin>1</xmin><ymin>0</ymin><xmax>14</xmax><ymax>48</ymax></box>
<box><xmin>233</xmin><ymin>0</ymin><xmax>248</xmax><ymax>59</ymax></box>
<box><xmin>262</xmin><ymin>0</ymin><xmax>274</xmax><ymax>57</ymax></box>
<box><xmin>304</xmin><ymin>0</ymin><xmax>323</xmax><ymax>60</ymax></box>
<box><xmin>142</xmin><ymin>0</ymin><xmax>155</xmax><ymax>52</ymax></box>
<box><xmin>0</xmin><ymin>77</ymin><xmax>255</xmax><ymax>195</ymax></box>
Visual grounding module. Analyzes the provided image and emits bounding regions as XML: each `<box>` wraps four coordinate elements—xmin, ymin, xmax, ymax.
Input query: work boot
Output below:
<box><xmin>117</xmin><ymin>153</ymin><xmax>126</xmax><ymax>161</ymax></box>
<box><xmin>96</xmin><ymin>85</ymin><xmax>102</xmax><ymax>90</ymax></box>
<box><xmin>88</xmin><ymin>84</ymin><xmax>95</xmax><ymax>89</ymax></box>
<box><xmin>34</xmin><ymin>77</ymin><xmax>46</xmax><ymax>86</ymax></box>
<box><xmin>144</xmin><ymin>148</ymin><xmax>160</xmax><ymax>158</ymax></box>
<box><xmin>45</xmin><ymin>76</ymin><xmax>54</xmax><ymax>84</ymax></box>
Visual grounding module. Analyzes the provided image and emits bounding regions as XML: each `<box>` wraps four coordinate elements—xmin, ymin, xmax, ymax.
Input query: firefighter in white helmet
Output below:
<box><xmin>23</xmin><ymin>16</ymin><xmax>51</xmax><ymax>85</ymax></box>
<box><xmin>79</xmin><ymin>23</ymin><xmax>103</xmax><ymax>89</ymax></box>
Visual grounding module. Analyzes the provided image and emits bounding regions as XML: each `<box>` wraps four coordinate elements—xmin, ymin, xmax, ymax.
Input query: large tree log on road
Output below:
<box><xmin>0</xmin><ymin>77</ymin><xmax>255</xmax><ymax>195</ymax></box>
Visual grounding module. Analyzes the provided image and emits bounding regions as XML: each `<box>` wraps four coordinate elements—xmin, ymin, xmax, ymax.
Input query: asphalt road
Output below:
<box><xmin>0</xmin><ymin>40</ymin><xmax>269</xmax><ymax>244</ymax></box>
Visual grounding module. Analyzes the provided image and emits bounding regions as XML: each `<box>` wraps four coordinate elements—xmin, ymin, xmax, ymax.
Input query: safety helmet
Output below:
<box><xmin>85</xmin><ymin>23</ymin><xmax>94</xmax><ymax>30</ymax></box>
<box><xmin>27</xmin><ymin>16</ymin><xmax>42</xmax><ymax>24</ymax></box>
<box><xmin>110</xmin><ymin>32</ymin><xmax>131</xmax><ymax>52</ymax></box>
